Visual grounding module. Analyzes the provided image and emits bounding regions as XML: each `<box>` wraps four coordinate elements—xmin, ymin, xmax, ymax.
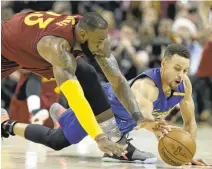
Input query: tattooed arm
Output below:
<box><xmin>95</xmin><ymin>53</ymin><xmax>143</xmax><ymax>122</ymax></box>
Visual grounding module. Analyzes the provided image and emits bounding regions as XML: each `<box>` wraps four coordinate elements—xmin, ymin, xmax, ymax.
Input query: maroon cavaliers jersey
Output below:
<box><xmin>2</xmin><ymin>11</ymin><xmax>82</xmax><ymax>79</ymax></box>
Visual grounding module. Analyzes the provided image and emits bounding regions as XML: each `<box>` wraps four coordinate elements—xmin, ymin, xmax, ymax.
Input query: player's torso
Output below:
<box><xmin>130</xmin><ymin>68</ymin><xmax>185</xmax><ymax>119</ymax></box>
<box><xmin>2</xmin><ymin>11</ymin><xmax>81</xmax><ymax>78</ymax></box>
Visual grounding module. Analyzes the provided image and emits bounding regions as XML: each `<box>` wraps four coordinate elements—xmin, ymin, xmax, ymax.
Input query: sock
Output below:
<box><xmin>99</xmin><ymin>117</ymin><xmax>122</xmax><ymax>142</ymax></box>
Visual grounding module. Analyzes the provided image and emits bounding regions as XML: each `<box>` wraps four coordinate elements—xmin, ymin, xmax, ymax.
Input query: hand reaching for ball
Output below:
<box><xmin>153</xmin><ymin>123</ymin><xmax>181</xmax><ymax>140</ymax></box>
<box><xmin>187</xmin><ymin>158</ymin><xmax>211</xmax><ymax>166</ymax></box>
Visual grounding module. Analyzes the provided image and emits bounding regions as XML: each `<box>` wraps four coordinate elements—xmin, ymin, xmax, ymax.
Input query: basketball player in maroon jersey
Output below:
<box><xmin>1</xmin><ymin>11</ymin><xmax>152</xmax><ymax>157</ymax></box>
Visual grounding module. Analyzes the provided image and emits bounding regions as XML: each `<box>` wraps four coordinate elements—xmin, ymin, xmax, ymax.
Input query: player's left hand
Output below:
<box><xmin>95</xmin><ymin>38</ymin><xmax>111</xmax><ymax>58</ymax></box>
<box><xmin>134</xmin><ymin>118</ymin><xmax>167</xmax><ymax>132</ymax></box>
<box><xmin>187</xmin><ymin>158</ymin><xmax>211</xmax><ymax>166</ymax></box>
<box><xmin>154</xmin><ymin>124</ymin><xmax>181</xmax><ymax>140</ymax></box>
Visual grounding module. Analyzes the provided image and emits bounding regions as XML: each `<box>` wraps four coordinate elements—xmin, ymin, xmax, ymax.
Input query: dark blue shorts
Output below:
<box><xmin>58</xmin><ymin>82</ymin><xmax>136</xmax><ymax>144</ymax></box>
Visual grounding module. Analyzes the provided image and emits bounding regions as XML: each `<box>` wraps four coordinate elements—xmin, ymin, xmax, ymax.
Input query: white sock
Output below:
<box><xmin>27</xmin><ymin>95</ymin><xmax>40</xmax><ymax>113</ymax></box>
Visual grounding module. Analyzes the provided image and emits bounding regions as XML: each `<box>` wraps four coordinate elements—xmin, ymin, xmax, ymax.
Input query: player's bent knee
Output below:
<box><xmin>46</xmin><ymin>129</ymin><xmax>70</xmax><ymax>151</ymax></box>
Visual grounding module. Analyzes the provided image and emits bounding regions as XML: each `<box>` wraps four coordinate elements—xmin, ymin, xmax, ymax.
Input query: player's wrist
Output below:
<box><xmin>95</xmin><ymin>133</ymin><xmax>108</xmax><ymax>142</ymax></box>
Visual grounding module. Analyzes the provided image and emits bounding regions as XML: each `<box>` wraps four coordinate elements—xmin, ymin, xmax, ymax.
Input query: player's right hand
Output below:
<box><xmin>95</xmin><ymin>134</ymin><xmax>128</xmax><ymax>157</ymax></box>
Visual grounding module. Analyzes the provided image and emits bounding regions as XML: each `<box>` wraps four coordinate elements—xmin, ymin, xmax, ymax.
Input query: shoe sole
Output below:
<box><xmin>102</xmin><ymin>157</ymin><xmax>157</xmax><ymax>164</ymax></box>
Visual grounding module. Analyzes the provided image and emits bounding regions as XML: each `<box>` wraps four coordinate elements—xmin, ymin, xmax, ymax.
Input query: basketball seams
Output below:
<box><xmin>165</xmin><ymin>135</ymin><xmax>194</xmax><ymax>157</ymax></box>
<box><xmin>161</xmin><ymin>138</ymin><xmax>189</xmax><ymax>163</ymax></box>
<box><xmin>171</xmin><ymin>129</ymin><xmax>196</xmax><ymax>145</ymax></box>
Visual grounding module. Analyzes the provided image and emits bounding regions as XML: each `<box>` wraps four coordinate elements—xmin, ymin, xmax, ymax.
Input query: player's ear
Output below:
<box><xmin>161</xmin><ymin>58</ymin><xmax>166</xmax><ymax>68</ymax></box>
<box><xmin>79</xmin><ymin>29</ymin><xmax>88</xmax><ymax>43</ymax></box>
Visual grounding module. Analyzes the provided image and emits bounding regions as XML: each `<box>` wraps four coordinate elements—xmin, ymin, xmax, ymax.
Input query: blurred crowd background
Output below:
<box><xmin>1</xmin><ymin>1</ymin><xmax>212</xmax><ymax>125</ymax></box>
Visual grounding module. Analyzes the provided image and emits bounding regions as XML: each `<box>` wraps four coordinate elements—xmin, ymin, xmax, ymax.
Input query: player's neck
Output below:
<box><xmin>160</xmin><ymin>71</ymin><xmax>172</xmax><ymax>96</ymax></box>
<box><xmin>74</xmin><ymin>24</ymin><xmax>82</xmax><ymax>44</ymax></box>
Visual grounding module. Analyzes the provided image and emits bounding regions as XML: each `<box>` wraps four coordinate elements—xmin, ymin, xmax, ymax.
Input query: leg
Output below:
<box><xmin>2</xmin><ymin>118</ymin><xmax>71</xmax><ymax>151</ymax></box>
<box><xmin>76</xmin><ymin>58</ymin><xmax>122</xmax><ymax>140</ymax></box>
<box><xmin>37</xmin><ymin>36</ymin><xmax>127</xmax><ymax>156</ymax></box>
<box><xmin>49</xmin><ymin>103</ymin><xmax>157</xmax><ymax>163</ymax></box>
<box><xmin>76</xmin><ymin>57</ymin><xmax>111</xmax><ymax>117</ymax></box>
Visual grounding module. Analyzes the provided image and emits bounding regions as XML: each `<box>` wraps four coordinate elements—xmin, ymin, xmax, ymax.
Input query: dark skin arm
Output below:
<box><xmin>37</xmin><ymin>36</ymin><xmax>77</xmax><ymax>84</ymax></box>
<box><xmin>95</xmin><ymin>39</ymin><xmax>145</xmax><ymax>123</ymax></box>
<box><xmin>36</xmin><ymin>36</ymin><xmax>127</xmax><ymax>157</ymax></box>
<box><xmin>96</xmin><ymin>54</ymin><xmax>141</xmax><ymax>116</ymax></box>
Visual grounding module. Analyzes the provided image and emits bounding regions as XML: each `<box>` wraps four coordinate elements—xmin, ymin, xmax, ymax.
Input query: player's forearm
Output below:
<box><xmin>53</xmin><ymin>64</ymin><xmax>104</xmax><ymax>140</ymax></box>
<box><xmin>183</xmin><ymin>119</ymin><xmax>197</xmax><ymax>140</ymax></box>
<box><xmin>95</xmin><ymin>54</ymin><xmax>143</xmax><ymax>122</ymax></box>
<box><xmin>138</xmin><ymin>102</ymin><xmax>154</xmax><ymax>120</ymax></box>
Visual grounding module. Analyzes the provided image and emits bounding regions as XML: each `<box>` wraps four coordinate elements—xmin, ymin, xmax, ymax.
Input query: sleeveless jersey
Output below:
<box><xmin>2</xmin><ymin>11</ymin><xmax>82</xmax><ymax>79</ymax></box>
<box><xmin>130</xmin><ymin>68</ymin><xmax>185</xmax><ymax>119</ymax></box>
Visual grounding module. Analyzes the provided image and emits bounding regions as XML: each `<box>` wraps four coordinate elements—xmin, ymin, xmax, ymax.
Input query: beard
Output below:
<box><xmin>80</xmin><ymin>41</ymin><xmax>95</xmax><ymax>59</ymax></box>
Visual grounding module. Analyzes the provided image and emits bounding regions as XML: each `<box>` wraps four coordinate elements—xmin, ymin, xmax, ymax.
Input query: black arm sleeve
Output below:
<box><xmin>75</xmin><ymin>57</ymin><xmax>111</xmax><ymax>116</ymax></box>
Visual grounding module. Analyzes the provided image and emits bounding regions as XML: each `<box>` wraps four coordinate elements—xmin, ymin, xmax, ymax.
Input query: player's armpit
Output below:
<box><xmin>179</xmin><ymin>76</ymin><xmax>197</xmax><ymax>140</ymax></box>
<box><xmin>95</xmin><ymin>54</ymin><xmax>142</xmax><ymax>122</ymax></box>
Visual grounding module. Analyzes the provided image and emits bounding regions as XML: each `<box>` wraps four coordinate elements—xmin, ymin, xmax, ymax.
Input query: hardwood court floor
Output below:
<box><xmin>1</xmin><ymin>125</ymin><xmax>212</xmax><ymax>169</ymax></box>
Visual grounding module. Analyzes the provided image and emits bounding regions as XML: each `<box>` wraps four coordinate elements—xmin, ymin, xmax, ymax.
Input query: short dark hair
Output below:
<box><xmin>164</xmin><ymin>44</ymin><xmax>190</xmax><ymax>59</ymax></box>
<box><xmin>78</xmin><ymin>12</ymin><xmax>108</xmax><ymax>31</ymax></box>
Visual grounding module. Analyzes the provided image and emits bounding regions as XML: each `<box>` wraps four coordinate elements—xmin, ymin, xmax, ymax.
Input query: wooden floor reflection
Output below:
<box><xmin>2</xmin><ymin>126</ymin><xmax>212</xmax><ymax>169</ymax></box>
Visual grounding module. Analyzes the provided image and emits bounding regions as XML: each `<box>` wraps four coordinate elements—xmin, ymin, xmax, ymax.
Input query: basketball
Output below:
<box><xmin>158</xmin><ymin>128</ymin><xmax>196</xmax><ymax>166</ymax></box>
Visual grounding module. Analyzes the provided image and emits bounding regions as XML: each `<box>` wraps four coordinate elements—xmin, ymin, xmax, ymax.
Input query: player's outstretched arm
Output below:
<box><xmin>180</xmin><ymin>77</ymin><xmax>211</xmax><ymax>166</ymax></box>
<box><xmin>131</xmin><ymin>78</ymin><xmax>167</xmax><ymax>134</ymax></box>
<box><xmin>96</xmin><ymin>53</ymin><xmax>143</xmax><ymax>123</ymax></box>
<box><xmin>37</xmin><ymin>36</ymin><xmax>103</xmax><ymax>138</ymax></box>
<box><xmin>36</xmin><ymin>36</ymin><xmax>127</xmax><ymax>156</ymax></box>
<box><xmin>179</xmin><ymin>76</ymin><xmax>197</xmax><ymax>140</ymax></box>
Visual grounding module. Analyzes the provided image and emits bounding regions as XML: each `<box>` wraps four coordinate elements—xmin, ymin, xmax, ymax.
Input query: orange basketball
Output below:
<box><xmin>158</xmin><ymin>128</ymin><xmax>196</xmax><ymax>166</ymax></box>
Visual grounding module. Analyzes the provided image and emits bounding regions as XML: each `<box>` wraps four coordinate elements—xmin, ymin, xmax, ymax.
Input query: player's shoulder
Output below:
<box><xmin>134</xmin><ymin>77</ymin><xmax>156</xmax><ymax>88</ymax></box>
<box><xmin>37</xmin><ymin>36</ymin><xmax>70</xmax><ymax>49</ymax></box>
<box><xmin>132</xmin><ymin>77</ymin><xmax>159</xmax><ymax>98</ymax></box>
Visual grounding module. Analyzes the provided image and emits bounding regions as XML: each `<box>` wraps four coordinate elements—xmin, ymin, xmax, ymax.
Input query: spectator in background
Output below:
<box><xmin>101</xmin><ymin>10</ymin><xmax>120</xmax><ymax>39</ymax></box>
<box><xmin>195</xmin><ymin>2</ymin><xmax>212</xmax><ymax>123</ymax></box>
<box><xmin>1</xmin><ymin>1</ymin><xmax>14</xmax><ymax>21</ymax></box>
<box><xmin>52</xmin><ymin>1</ymin><xmax>71</xmax><ymax>14</ymax></box>
<box><xmin>113</xmin><ymin>24</ymin><xmax>139</xmax><ymax>80</ymax></box>
<box><xmin>1</xmin><ymin>1</ymin><xmax>212</xmax><ymax>125</ymax></box>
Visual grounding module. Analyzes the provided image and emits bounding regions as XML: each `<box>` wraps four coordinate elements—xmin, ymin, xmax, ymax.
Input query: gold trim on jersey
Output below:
<box><xmin>173</xmin><ymin>92</ymin><xmax>185</xmax><ymax>96</ymax></box>
<box><xmin>153</xmin><ymin>106</ymin><xmax>176</xmax><ymax>119</ymax></box>
<box><xmin>41</xmin><ymin>77</ymin><xmax>55</xmax><ymax>83</ymax></box>
<box><xmin>41</xmin><ymin>77</ymin><xmax>61</xmax><ymax>94</ymax></box>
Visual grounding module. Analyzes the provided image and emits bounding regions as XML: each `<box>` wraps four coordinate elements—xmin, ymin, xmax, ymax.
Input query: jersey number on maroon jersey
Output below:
<box><xmin>24</xmin><ymin>11</ymin><xmax>75</xmax><ymax>29</ymax></box>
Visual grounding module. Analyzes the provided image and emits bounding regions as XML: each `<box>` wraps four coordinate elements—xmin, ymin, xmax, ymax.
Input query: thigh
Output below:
<box><xmin>58</xmin><ymin>108</ymin><xmax>88</xmax><ymax>144</ymax></box>
<box><xmin>76</xmin><ymin>57</ymin><xmax>111</xmax><ymax>115</ymax></box>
